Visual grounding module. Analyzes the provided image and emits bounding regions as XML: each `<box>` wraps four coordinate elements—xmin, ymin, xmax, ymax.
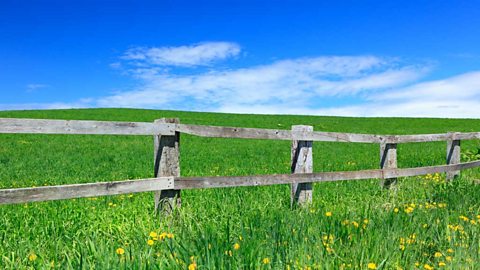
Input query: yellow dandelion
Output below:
<box><xmin>399</xmin><ymin>244</ymin><xmax>405</xmax><ymax>251</ymax></box>
<box><xmin>438</xmin><ymin>262</ymin><xmax>446</xmax><ymax>267</ymax></box>
<box><xmin>446</xmin><ymin>256</ymin><xmax>452</xmax><ymax>262</ymax></box>
<box><xmin>159</xmin><ymin>232</ymin><xmax>167</xmax><ymax>240</ymax></box>
<box><xmin>116</xmin><ymin>248</ymin><xmax>125</xmax><ymax>255</ymax></box>
<box><xmin>367</xmin><ymin>263</ymin><xmax>377</xmax><ymax>269</ymax></box>
<box><xmin>434</xmin><ymin>252</ymin><xmax>442</xmax><ymax>258</ymax></box>
<box><xmin>188</xmin><ymin>262</ymin><xmax>197</xmax><ymax>270</ymax></box>
<box><xmin>28</xmin><ymin>253</ymin><xmax>37</xmax><ymax>262</ymax></box>
<box><xmin>423</xmin><ymin>264</ymin><xmax>434</xmax><ymax>270</ymax></box>
<box><xmin>149</xmin><ymin>232</ymin><xmax>158</xmax><ymax>238</ymax></box>
<box><xmin>233</xmin><ymin>243</ymin><xmax>240</xmax><ymax>250</ymax></box>
<box><xmin>262</xmin><ymin>257</ymin><xmax>270</xmax><ymax>264</ymax></box>
<box><xmin>147</xmin><ymin>239</ymin><xmax>154</xmax><ymax>246</ymax></box>
<box><xmin>167</xmin><ymin>233</ymin><xmax>174</xmax><ymax>239</ymax></box>
<box><xmin>325</xmin><ymin>211</ymin><xmax>332</xmax><ymax>217</ymax></box>
<box><xmin>394</xmin><ymin>208</ymin><xmax>399</xmax><ymax>213</ymax></box>
<box><xmin>351</xmin><ymin>221</ymin><xmax>359</xmax><ymax>228</ymax></box>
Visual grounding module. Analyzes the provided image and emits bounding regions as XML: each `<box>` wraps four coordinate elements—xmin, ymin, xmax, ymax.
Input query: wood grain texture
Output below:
<box><xmin>0</xmin><ymin>118</ymin><xmax>175</xmax><ymax>135</ymax></box>
<box><xmin>380</xmin><ymin>142</ymin><xmax>397</xmax><ymax>189</ymax></box>
<box><xmin>1</xmin><ymin>118</ymin><xmax>478</xmax><ymax>144</ymax></box>
<box><xmin>154</xmin><ymin>118</ymin><xmax>181</xmax><ymax>214</ymax></box>
<box><xmin>2</xmin><ymin>160</ymin><xmax>479</xmax><ymax>205</ymax></box>
<box><xmin>446</xmin><ymin>133</ymin><xmax>461</xmax><ymax>180</ymax></box>
<box><xmin>0</xmin><ymin>177</ymin><xmax>174</xmax><ymax>205</ymax></box>
<box><xmin>291</xmin><ymin>125</ymin><xmax>313</xmax><ymax>207</ymax></box>
<box><xmin>174</xmin><ymin>160</ymin><xmax>480</xmax><ymax>190</ymax></box>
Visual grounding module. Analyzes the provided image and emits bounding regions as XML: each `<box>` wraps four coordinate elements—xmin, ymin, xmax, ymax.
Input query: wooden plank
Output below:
<box><xmin>0</xmin><ymin>177</ymin><xmax>174</xmax><ymax>205</ymax></box>
<box><xmin>291</xmin><ymin>125</ymin><xmax>313</xmax><ymax>207</ymax></box>
<box><xmin>1</xmin><ymin>160</ymin><xmax>479</xmax><ymax>205</ymax></box>
<box><xmin>176</xmin><ymin>124</ymin><xmax>382</xmax><ymax>143</ymax></box>
<box><xmin>446</xmin><ymin>133</ymin><xmax>461</xmax><ymax>180</ymax></box>
<box><xmin>174</xmin><ymin>160</ymin><xmax>480</xmax><ymax>190</ymax></box>
<box><xmin>383</xmin><ymin>160</ymin><xmax>480</xmax><ymax>178</ymax></box>
<box><xmin>154</xmin><ymin>118</ymin><xmax>181</xmax><ymax>214</ymax></box>
<box><xmin>380</xmin><ymin>142</ymin><xmax>397</xmax><ymax>189</ymax></box>
<box><xmin>0</xmin><ymin>118</ymin><xmax>175</xmax><ymax>135</ymax></box>
<box><xmin>389</xmin><ymin>132</ymin><xmax>480</xmax><ymax>143</ymax></box>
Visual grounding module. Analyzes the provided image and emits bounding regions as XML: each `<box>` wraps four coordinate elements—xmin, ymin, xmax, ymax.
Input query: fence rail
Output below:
<box><xmin>1</xmin><ymin>117</ymin><xmax>479</xmax><ymax>210</ymax></box>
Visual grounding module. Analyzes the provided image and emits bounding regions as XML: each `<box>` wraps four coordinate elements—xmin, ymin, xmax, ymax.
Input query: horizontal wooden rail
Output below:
<box><xmin>0</xmin><ymin>118</ymin><xmax>175</xmax><ymax>135</ymax></box>
<box><xmin>175</xmin><ymin>160</ymin><xmax>480</xmax><ymax>189</ymax></box>
<box><xmin>2</xmin><ymin>160</ymin><xmax>479</xmax><ymax>205</ymax></box>
<box><xmin>1</xmin><ymin>118</ymin><xmax>479</xmax><ymax>144</ymax></box>
<box><xmin>0</xmin><ymin>177</ymin><xmax>174</xmax><ymax>205</ymax></box>
<box><xmin>176</xmin><ymin>124</ymin><xmax>383</xmax><ymax>143</ymax></box>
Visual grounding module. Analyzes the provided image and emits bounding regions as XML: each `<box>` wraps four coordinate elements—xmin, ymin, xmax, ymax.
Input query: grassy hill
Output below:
<box><xmin>0</xmin><ymin>108</ymin><xmax>479</xmax><ymax>269</ymax></box>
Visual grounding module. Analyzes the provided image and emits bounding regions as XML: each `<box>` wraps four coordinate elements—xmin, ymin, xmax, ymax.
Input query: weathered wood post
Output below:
<box><xmin>446</xmin><ymin>132</ymin><xmax>461</xmax><ymax>180</ymax></box>
<box><xmin>380</xmin><ymin>141</ymin><xmax>397</xmax><ymax>189</ymax></box>
<box><xmin>154</xmin><ymin>118</ymin><xmax>181</xmax><ymax>214</ymax></box>
<box><xmin>291</xmin><ymin>125</ymin><xmax>313</xmax><ymax>207</ymax></box>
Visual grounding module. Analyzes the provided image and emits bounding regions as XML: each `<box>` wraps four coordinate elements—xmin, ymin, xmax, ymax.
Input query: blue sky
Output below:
<box><xmin>1</xmin><ymin>0</ymin><xmax>480</xmax><ymax>117</ymax></box>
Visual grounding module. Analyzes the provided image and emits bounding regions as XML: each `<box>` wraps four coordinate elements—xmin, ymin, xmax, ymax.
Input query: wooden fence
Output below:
<box><xmin>1</xmin><ymin>117</ymin><xmax>479</xmax><ymax>212</ymax></box>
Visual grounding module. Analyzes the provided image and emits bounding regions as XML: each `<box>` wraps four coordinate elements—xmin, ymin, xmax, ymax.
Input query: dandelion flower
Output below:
<box><xmin>233</xmin><ymin>243</ymin><xmax>240</xmax><ymax>250</ymax></box>
<box><xmin>116</xmin><ymin>248</ymin><xmax>125</xmax><ymax>255</ymax></box>
<box><xmin>28</xmin><ymin>253</ymin><xmax>37</xmax><ymax>261</ymax></box>
<box><xmin>262</xmin><ymin>258</ymin><xmax>270</xmax><ymax>264</ymax></box>
<box><xmin>325</xmin><ymin>212</ymin><xmax>332</xmax><ymax>217</ymax></box>
<box><xmin>367</xmin><ymin>263</ymin><xmax>377</xmax><ymax>269</ymax></box>
<box><xmin>438</xmin><ymin>262</ymin><xmax>446</xmax><ymax>267</ymax></box>
<box><xmin>434</xmin><ymin>252</ymin><xmax>442</xmax><ymax>258</ymax></box>
<box><xmin>188</xmin><ymin>262</ymin><xmax>197</xmax><ymax>270</ymax></box>
<box><xmin>147</xmin><ymin>239</ymin><xmax>154</xmax><ymax>246</ymax></box>
<box><xmin>167</xmin><ymin>233</ymin><xmax>174</xmax><ymax>239</ymax></box>
<box><xmin>149</xmin><ymin>232</ymin><xmax>158</xmax><ymax>238</ymax></box>
<box><xmin>423</xmin><ymin>264</ymin><xmax>434</xmax><ymax>270</ymax></box>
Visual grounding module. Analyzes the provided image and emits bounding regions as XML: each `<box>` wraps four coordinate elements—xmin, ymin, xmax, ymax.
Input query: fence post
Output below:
<box><xmin>446</xmin><ymin>132</ymin><xmax>461</xmax><ymax>180</ymax></box>
<box><xmin>291</xmin><ymin>125</ymin><xmax>313</xmax><ymax>207</ymax></box>
<box><xmin>380</xmin><ymin>141</ymin><xmax>397</xmax><ymax>189</ymax></box>
<box><xmin>154</xmin><ymin>118</ymin><xmax>181</xmax><ymax>215</ymax></box>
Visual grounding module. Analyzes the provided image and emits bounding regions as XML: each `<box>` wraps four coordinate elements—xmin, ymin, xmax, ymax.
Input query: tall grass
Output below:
<box><xmin>0</xmin><ymin>108</ymin><xmax>479</xmax><ymax>269</ymax></box>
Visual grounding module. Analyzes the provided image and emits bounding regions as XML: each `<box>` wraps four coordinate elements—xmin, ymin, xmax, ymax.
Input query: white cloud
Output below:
<box><xmin>97</xmin><ymin>55</ymin><xmax>426</xmax><ymax>111</ymax></box>
<box><xmin>122</xmin><ymin>42</ymin><xmax>241</xmax><ymax>67</ymax></box>
<box><xmin>26</xmin><ymin>84</ymin><xmax>48</xmax><ymax>92</ymax></box>
<box><xmin>6</xmin><ymin>42</ymin><xmax>480</xmax><ymax>119</ymax></box>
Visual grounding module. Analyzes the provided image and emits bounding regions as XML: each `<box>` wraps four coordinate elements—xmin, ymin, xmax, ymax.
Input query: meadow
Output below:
<box><xmin>0</xmin><ymin>108</ymin><xmax>479</xmax><ymax>269</ymax></box>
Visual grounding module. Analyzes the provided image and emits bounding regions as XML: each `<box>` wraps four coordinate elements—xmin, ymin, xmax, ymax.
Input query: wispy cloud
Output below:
<box><xmin>6</xmin><ymin>42</ymin><xmax>480</xmax><ymax>118</ymax></box>
<box><xmin>98</xmin><ymin>48</ymin><xmax>427</xmax><ymax>113</ymax></box>
<box><xmin>122</xmin><ymin>42</ymin><xmax>241</xmax><ymax>67</ymax></box>
<box><xmin>26</xmin><ymin>83</ymin><xmax>49</xmax><ymax>92</ymax></box>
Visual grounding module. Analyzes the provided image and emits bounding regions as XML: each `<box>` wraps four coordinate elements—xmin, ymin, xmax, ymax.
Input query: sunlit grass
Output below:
<box><xmin>0</xmin><ymin>108</ymin><xmax>479</xmax><ymax>269</ymax></box>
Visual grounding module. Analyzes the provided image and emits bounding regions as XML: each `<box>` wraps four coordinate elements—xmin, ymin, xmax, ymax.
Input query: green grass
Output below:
<box><xmin>0</xmin><ymin>108</ymin><xmax>479</xmax><ymax>269</ymax></box>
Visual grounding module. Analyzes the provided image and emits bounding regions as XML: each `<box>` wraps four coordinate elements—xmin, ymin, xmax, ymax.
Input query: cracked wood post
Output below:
<box><xmin>154</xmin><ymin>118</ymin><xmax>181</xmax><ymax>215</ymax></box>
<box><xmin>291</xmin><ymin>125</ymin><xmax>313</xmax><ymax>207</ymax></box>
<box><xmin>446</xmin><ymin>132</ymin><xmax>461</xmax><ymax>180</ymax></box>
<box><xmin>380</xmin><ymin>141</ymin><xmax>397</xmax><ymax>189</ymax></box>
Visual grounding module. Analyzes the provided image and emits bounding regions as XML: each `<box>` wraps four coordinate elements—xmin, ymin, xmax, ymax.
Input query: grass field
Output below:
<box><xmin>0</xmin><ymin>108</ymin><xmax>479</xmax><ymax>269</ymax></box>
